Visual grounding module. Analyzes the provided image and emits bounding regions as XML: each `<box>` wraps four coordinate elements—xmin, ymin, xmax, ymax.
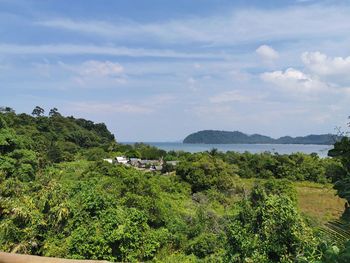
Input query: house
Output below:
<box><xmin>154</xmin><ymin>165</ymin><xmax>163</xmax><ymax>171</ymax></box>
<box><xmin>109</xmin><ymin>156</ymin><xmax>166</xmax><ymax>172</ymax></box>
<box><xmin>166</xmin><ymin>161</ymin><xmax>179</xmax><ymax>166</ymax></box>
<box><xmin>137</xmin><ymin>160</ymin><xmax>150</xmax><ymax>168</ymax></box>
<box><xmin>115</xmin><ymin>156</ymin><xmax>128</xmax><ymax>164</ymax></box>
<box><xmin>129</xmin><ymin>158</ymin><xmax>142</xmax><ymax>166</ymax></box>
<box><xmin>150</xmin><ymin>165</ymin><xmax>163</xmax><ymax>171</ymax></box>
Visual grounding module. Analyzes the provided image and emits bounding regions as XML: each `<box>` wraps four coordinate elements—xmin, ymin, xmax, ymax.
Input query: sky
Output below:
<box><xmin>1</xmin><ymin>0</ymin><xmax>350</xmax><ymax>141</ymax></box>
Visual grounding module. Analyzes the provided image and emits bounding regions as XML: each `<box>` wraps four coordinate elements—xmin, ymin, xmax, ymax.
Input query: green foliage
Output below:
<box><xmin>250</xmin><ymin>179</ymin><xmax>297</xmax><ymax>204</ymax></box>
<box><xmin>0</xmin><ymin>106</ymin><xmax>15</xmax><ymax>113</ymax></box>
<box><xmin>337</xmin><ymin>241</ymin><xmax>350</xmax><ymax>262</ymax></box>
<box><xmin>0</xmin><ymin>116</ymin><xmax>7</xmax><ymax>129</ymax></box>
<box><xmin>315</xmin><ymin>241</ymin><xmax>350</xmax><ymax>263</ymax></box>
<box><xmin>32</xmin><ymin>106</ymin><xmax>45</xmax><ymax>117</ymax></box>
<box><xmin>133</xmin><ymin>143</ymin><xmax>166</xmax><ymax>159</ymax></box>
<box><xmin>0</xmin><ymin>126</ymin><xmax>38</xmax><ymax>182</ymax></box>
<box><xmin>0</xmin><ymin>109</ymin><xmax>114</xmax><ymax>164</ymax></box>
<box><xmin>124</xmin><ymin>149</ymin><xmax>141</xmax><ymax>158</ymax></box>
<box><xmin>328</xmin><ymin>137</ymin><xmax>350</xmax><ymax>203</ymax></box>
<box><xmin>329</xmin><ymin>137</ymin><xmax>350</xmax><ymax>173</ymax></box>
<box><xmin>66</xmin><ymin>208</ymin><xmax>166</xmax><ymax>262</ymax></box>
<box><xmin>162</xmin><ymin>162</ymin><xmax>175</xmax><ymax>173</ymax></box>
<box><xmin>48</xmin><ymin>108</ymin><xmax>61</xmax><ymax>117</ymax></box>
<box><xmin>225</xmin><ymin>181</ymin><xmax>317</xmax><ymax>262</ymax></box>
<box><xmin>0</xmin><ymin>128</ymin><xmax>24</xmax><ymax>154</ymax></box>
<box><xmin>176</xmin><ymin>153</ymin><xmax>239</xmax><ymax>192</ymax></box>
<box><xmin>185</xmin><ymin>233</ymin><xmax>222</xmax><ymax>259</ymax></box>
<box><xmin>83</xmin><ymin>147</ymin><xmax>108</xmax><ymax>161</ymax></box>
<box><xmin>0</xmin><ymin>164</ymin><xmax>173</xmax><ymax>261</ymax></box>
<box><xmin>224</xmin><ymin>151</ymin><xmax>334</xmax><ymax>183</ymax></box>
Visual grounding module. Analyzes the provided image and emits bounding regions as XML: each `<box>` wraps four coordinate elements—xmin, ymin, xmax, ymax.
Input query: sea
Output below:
<box><xmin>122</xmin><ymin>142</ymin><xmax>333</xmax><ymax>157</ymax></box>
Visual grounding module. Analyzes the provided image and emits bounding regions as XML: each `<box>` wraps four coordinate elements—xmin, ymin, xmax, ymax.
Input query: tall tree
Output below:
<box><xmin>0</xmin><ymin>106</ymin><xmax>15</xmax><ymax>113</ymax></box>
<box><xmin>328</xmin><ymin>137</ymin><xmax>350</xmax><ymax>208</ymax></box>
<box><xmin>49</xmin><ymin>108</ymin><xmax>60</xmax><ymax>117</ymax></box>
<box><xmin>32</xmin><ymin>106</ymin><xmax>45</xmax><ymax>117</ymax></box>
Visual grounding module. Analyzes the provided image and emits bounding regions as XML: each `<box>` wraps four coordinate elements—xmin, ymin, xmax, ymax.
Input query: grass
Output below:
<box><xmin>296</xmin><ymin>184</ymin><xmax>345</xmax><ymax>224</ymax></box>
<box><xmin>239</xmin><ymin>178</ymin><xmax>346</xmax><ymax>224</ymax></box>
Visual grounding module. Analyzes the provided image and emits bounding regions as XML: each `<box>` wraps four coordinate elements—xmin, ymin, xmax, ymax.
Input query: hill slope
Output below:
<box><xmin>0</xmin><ymin>107</ymin><xmax>115</xmax><ymax>162</ymax></box>
<box><xmin>183</xmin><ymin>130</ymin><xmax>341</xmax><ymax>145</ymax></box>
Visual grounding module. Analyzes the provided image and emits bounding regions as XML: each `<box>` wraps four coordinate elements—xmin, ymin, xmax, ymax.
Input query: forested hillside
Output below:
<box><xmin>0</xmin><ymin>106</ymin><xmax>115</xmax><ymax>164</ymax></box>
<box><xmin>1</xmin><ymin>107</ymin><xmax>350</xmax><ymax>262</ymax></box>
<box><xmin>183</xmin><ymin>130</ymin><xmax>341</xmax><ymax>145</ymax></box>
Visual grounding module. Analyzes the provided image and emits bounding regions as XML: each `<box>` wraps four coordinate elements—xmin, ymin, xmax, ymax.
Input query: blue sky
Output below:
<box><xmin>1</xmin><ymin>0</ymin><xmax>350</xmax><ymax>141</ymax></box>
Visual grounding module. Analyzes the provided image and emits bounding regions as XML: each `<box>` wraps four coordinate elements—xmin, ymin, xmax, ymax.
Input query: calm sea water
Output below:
<box><xmin>122</xmin><ymin>142</ymin><xmax>333</xmax><ymax>157</ymax></box>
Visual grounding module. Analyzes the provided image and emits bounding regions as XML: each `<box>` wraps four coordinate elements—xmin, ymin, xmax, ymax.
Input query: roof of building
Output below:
<box><xmin>115</xmin><ymin>156</ymin><xmax>128</xmax><ymax>163</ymax></box>
<box><xmin>166</xmin><ymin>161</ymin><xmax>179</xmax><ymax>165</ymax></box>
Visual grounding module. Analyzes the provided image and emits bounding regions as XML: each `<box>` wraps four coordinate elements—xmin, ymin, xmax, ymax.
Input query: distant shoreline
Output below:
<box><xmin>182</xmin><ymin>142</ymin><xmax>334</xmax><ymax>145</ymax></box>
<box><xmin>120</xmin><ymin>142</ymin><xmax>332</xmax><ymax>157</ymax></box>
<box><xmin>121</xmin><ymin>142</ymin><xmax>333</xmax><ymax>146</ymax></box>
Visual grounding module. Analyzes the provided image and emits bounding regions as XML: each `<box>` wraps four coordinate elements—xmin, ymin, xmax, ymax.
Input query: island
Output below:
<box><xmin>183</xmin><ymin>130</ymin><xmax>342</xmax><ymax>145</ymax></box>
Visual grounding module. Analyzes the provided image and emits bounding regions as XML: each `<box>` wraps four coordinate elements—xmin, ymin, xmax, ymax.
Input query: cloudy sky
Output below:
<box><xmin>1</xmin><ymin>0</ymin><xmax>350</xmax><ymax>141</ymax></box>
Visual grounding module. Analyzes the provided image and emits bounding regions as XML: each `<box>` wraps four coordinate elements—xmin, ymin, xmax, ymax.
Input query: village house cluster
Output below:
<box><xmin>103</xmin><ymin>156</ymin><xmax>179</xmax><ymax>172</ymax></box>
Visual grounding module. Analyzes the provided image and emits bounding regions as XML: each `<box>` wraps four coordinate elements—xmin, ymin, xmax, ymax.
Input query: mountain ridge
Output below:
<box><xmin>183</xmin><ymin>130</ymin><xmax>342</xmax><ymax>145</ymax></box>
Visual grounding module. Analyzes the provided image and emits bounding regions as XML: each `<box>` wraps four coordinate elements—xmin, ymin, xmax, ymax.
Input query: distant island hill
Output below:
<box><xmin>183</xmin><ymin>130</ymin><xmax>342</xmax><ymax>145</ymax></box>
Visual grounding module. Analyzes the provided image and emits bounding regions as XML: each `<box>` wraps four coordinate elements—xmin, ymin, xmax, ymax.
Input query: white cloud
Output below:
<box><xmin>146</xmin><ymin>94</ymin><xmax>177</xmax><ymax>106</ymax></box>
<box><xmin>312</xmin><ymin>113</ymin><xmax>332</xmax><ymax>124</ymax></box>
<box><xmin>302</xmin><ymin>51</ymin><xmax>350</xmax><ymax>76</ymax></box>
<box><xmin>0</xmin><ymin>44</ymin><xmax>223</xmax><ymax>59</ymax></box>
<box><xmin>32</xmin><ymin>61</ymin><xmax>52</xmax><ymax>77</ymax></box>
<box><xmin>58</xmin><ymin>60</ymin><xmax>126</xmax><ymax>87</ymax></box>
<box><xmin>23</xmin><ymin>60</ymin><xmax>128</xmax><ymax>89</ymax></box>
<box><xmin>192</xmin><ymin>105</ymin><xmax>232</xmax><ymax>117</ymax></box>
<box><xmin>210</xmin><ymin>90</ymin><xmax>263</xmax><ymax>103</ymax></box>
<box><xmin>78</xmin><ymin>60</ymin><xmax>124</xmax><ymax>77</ymax></box>
<box><xmin>37</xmin><ymin>19</ymin><xmax>119</xmax><ymax>36</ymax></box>
<box><xmin>256</xmin><ymin>45</ymin><xmax>279</xmax><ymax>61</ymax></box>
<box><xmin>187</xmin><ymin>77</ymin><xmax>198</xmax><ymax>91</ymax></box>
<box><xmin>68</xmin><ymin>94</ymin><xmax>176</xmax><ymax>115</ymax></box>
<box><xmin>261</xmin><ymin>68</ymin><xmax>329</xmax><ymax>93</ymax></box>
<box><xmin>228</xmin><ymin>70</ymin><xmax>251</xmax><ymax>81</ymax></box>
<box><xmin>36</xmin><ymin>5</ymin><xmax>350</xmax><ymax>45</ymax></box>
<box><xmin>70</xmin><ymin>102</ymin><xmax>153</xmax><ymax>114</ymax></box>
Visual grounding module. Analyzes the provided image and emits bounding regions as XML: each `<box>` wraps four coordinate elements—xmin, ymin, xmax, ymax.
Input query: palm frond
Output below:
<box><xmin>320</xmin><ymin>218</ymin><xmax>350</xmax><ymax>245</ymax></box>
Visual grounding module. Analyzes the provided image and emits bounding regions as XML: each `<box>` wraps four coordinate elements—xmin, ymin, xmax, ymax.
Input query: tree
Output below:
<box><xmin>225</xmin><ymin>182</ymin><xmax>317</xmax><ymax>262</ymax></box>
<box><xmin>209</xmin><ymin>148</ymin><xmax>219</xmax><ymax>157</ymax></box>
<box><xmin>176</xmin><ymin>153</ymin><xmax>239</xmax><ymax>192</ymax></box>
<box><xmin>0</xmin><ymin>106</ymin><xmax>15</xmax><ymax>113</ymax></box>
<box><xmin>32</xmin><ymin>106</ymin><xmax>45</xmax><ymax>117</ymax></box>
<box><xmin>0</xmin><ymin>129</ymin><xmax>21</xmax><ymax>155</ymax></box>
<box><xmin>0</xmin><ymin>116</ymin><xmax>7</xmax><ymax>129</ymax></box>
<box><xmin>49</xmin><ymin>108</ymin><xmax>61</xmax><ymax>117</ymax></box>
<box><xmin>328</xmin><ymin>137</ymin><xmax>350</xmax><ymax>205</ymax></box>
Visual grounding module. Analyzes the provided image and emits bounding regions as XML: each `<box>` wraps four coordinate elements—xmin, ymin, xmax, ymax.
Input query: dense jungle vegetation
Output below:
<box><xmin>1</xmin><ymin>106</ymin><xmax>350</xmax><ymax>262</ymax></box>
